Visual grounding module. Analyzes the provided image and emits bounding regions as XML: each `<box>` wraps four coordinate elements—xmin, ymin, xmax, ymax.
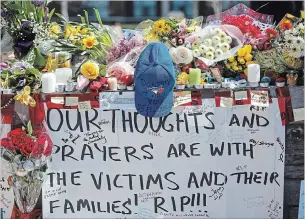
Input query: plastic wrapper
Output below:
<box><xmin>0</xmin><ymin>95</ymin><xmax>53</xmax><ymax>215</ymax></box>
<box><xmin>106</xmin><ymin>32</ymin><xmax>147</xmax><ymax>85</ymax></box>
<box><xmin>190</xmin><ymin>24</ymin><xmax>244</xmax><ymax>66</ymax></box>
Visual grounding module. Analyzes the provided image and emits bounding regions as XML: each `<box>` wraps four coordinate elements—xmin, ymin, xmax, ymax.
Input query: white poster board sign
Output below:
<box><xmin>43</xmin><ymin>99</ymin><xmax>285</xmax><ymax>219</ymax></box>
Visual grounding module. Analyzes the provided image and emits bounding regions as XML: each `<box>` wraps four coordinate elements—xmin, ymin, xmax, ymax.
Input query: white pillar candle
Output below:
<box><xmin>55</xmin><ymin>68</ymin><xmax>73</xmax><ymax>84</ymax></box>
<box><xmin>247</xmin><ymin>64</ymin><xmax>260</xmax><ymax>87</ymax></box>
<box><xmin>42</xmin><ymin>72</ymin><xmax>56</xmax><ymax>93</ymax></box>
<box><xmin>108</xmin><ymin>78</ymin><xmax>118</xmax><ymax>90</ymax></box>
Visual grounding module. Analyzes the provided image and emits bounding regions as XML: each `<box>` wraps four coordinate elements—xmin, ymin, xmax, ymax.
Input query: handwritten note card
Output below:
<box><xmin>235</xmin><ymin>91</ymin><xmax>248</xmax><ymax>100</ymax></box>
<box><xmin>174</xmin><ymin>91</ymin><xmax>191</xmax><ymax>107</ymax></box>
<box><xmin>78</xmin><ymin>101</ymin><xmax>91</xmax><ymax>111</ymax></box>
<box><xmin>293</xmin><ymin>108</ymin><xmax>304</xmax><ymax>122</ymax></box>
<box><xmin>65</xmin><ymin>97</ymin><xmax>79</xmax><ymax>106</ymax></box>
<box><xmin>220</xmin><ymin>97</ymin><xmax>233</xmax><ymax>108</ymax></box>
<box><xmin>250</xmin><ymin>90</ymin><xmax>269</xmax><ymax>107</ymax></box>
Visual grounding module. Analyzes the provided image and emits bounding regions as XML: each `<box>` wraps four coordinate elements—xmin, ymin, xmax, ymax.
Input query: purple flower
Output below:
<box><xmin>0</xmin><ymin>62</ymin><xmax>9</xmax><ymax>70</ymax></box>
<box><xmin>43</xmin><ymin>16</ymin><xmax>48</xmax><ymax>22</ymax></box>
<box><xmin>11</xmin><ymin>62</ymin><xmax>32</xmax><ymax>72</ymax></box>
<box><xmin>0</xmin><ymin>9</ymin><xmax>9</xmax><ymax>18</ymax></box>
<box><xmin>31</xmin><ymin>0</ymin><xmax>45</xmax><ymax>7</ymax></box>
<box><xmin>44</xmin><ymin>7</ymin><xmax>49</xmax><ymax>13</ymax></box>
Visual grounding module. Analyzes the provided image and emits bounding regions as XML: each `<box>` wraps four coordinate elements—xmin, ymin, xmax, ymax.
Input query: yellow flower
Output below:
<box><xmin>50</xmin><ymin>24</ymin><xmax>61</xmax><ymax>35</ymax></box>
<box><xmin>244</xmin><ymin>54</ymin><xmax>253</xmax><ymax>61</ymax></box>
<box><xmin>237</xmin><ymin>57</ymin><xmax>245</xmax><ymax>64</ymax></box>
<box><xmin>232</xmin><ymin>66</ymin><xmax>239</xmax><ymax>71</ymax></box>
<box><xmin>64</xmin><ymin>24</ymin><xmax>81</xmax><ymax>40</ymax></box>
<box><xmin>232</xmin><ymin>60</ymin><xmax>238</xmax><ymax>66</ymax></box>
<box><xmin>200</xmin><ymin>78</ymin><xmax>206</xmax><ymax>85</ymax></box>
<box><xmin>225</xmin><ymin>63</ymin><xmax>231</xmax><ymax>69</ymax></box>
<box><xmin>244</xmin><ymin>68</ymin><xmax>248</xmax><ymax>76</ymax></box>
<box><xmin>82</xmin><ymin>35</ymin><xmax>98</xmax><ymax>50</ymax></box>
<box><xmin>238</xmin><ymin>48</ymin><xmax>246</xmax><ymax>57</ymax></box>
<box><xmin>246</xmin><ymin>61</ymin><xmax>255</xmax><ymax>66</ymax></box>
<box><xmin>80</xmin><ymin>61</ymin><xmax>99</xmax><ymax>79</ymax></box>
<box><xmin>163</xmin><ymin>24</ymin><xmax>171</xmax><ymax>34</ymax></box>
<box><xmin>228</xmin><ymin>56</ymin><xmax>235</xmax><ymax>62</ymax></box>
<box><xmin>153</xmin><ymin>19</ymin><xmax>166</xmax><ymax>33</ymax></box>
<box><xmin>238</xmin><ymin>66</ymin><xmax>243</xmax><ymax>71</ymax></box>
<box><xmin>81</xmin><ymin>28</ymin><xmax>89</xmax><ymax>35</ymax></box>
<box><xmin>244</xmin><ymin>45</ymin><xmax>252</xmax><ymax>54</ymax></box>
<box><xmin>14</xmin><ymin>86</ymin><xmax>36</xmax><ymax>107</ymax></box>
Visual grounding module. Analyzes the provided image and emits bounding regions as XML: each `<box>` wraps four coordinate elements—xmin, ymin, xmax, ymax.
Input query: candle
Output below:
<box><xmin>189</xmin><ymin>68</ymin><xmax>201</xmax><ymax>85</ymax></box>
<box><xmin>108</xmin><ymin>78</ymin><xmax>118</xmax><ymax>90</ymax></box>
<box><xmin>55</xmin><ymin>68</ymin><xmax>72</xmax><ymax>84</ymax></box>
<box><xmin>247</xmin><ymin>64</ymin><xmax>260</xmax><ymax>87</ymax></box>
<box><xmin>42</xmin><ymin>72</ymin><xmax>56</xmax><ymax>93</ymax></box>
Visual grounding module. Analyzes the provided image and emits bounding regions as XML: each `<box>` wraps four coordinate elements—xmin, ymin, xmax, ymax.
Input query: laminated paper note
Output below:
<box><xmin>250</xmin><ymin>90</ymin><xmax>269</xmax><ymax>107</ymax></box>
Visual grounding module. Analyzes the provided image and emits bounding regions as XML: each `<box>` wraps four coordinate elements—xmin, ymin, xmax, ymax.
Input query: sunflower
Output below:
<box><xmin>163</xmin><ymin>24</ymin><xmax>171</xmax><ymax>34</ymax></box>
<box><xmin>82</xmin><ymin>35</ymin><xmax>98</xmax><ymax>50</ymax></box>
<box><xmin>153</xmin><ymin>19</ymin><xmax>166</xmax><ymax>33</ymax></box>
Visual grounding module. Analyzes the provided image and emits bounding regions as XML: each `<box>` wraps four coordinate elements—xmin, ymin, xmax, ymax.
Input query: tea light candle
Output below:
<box><xmin>247</xmin><ymin>64</ymin><xmax>260</xmax><ymax>87</ymax></box>
<box><xmin>108</xmin><ymin>78</ymin><xmax>118</xmax><ymax>90</ymax></box>
<box><xmin>189</xmin><ymin>68</ymin><xmax>201</xmax><ymax>85</ymax></box>
<box><xmin>42</xmin><ymin>72</ymin><xmax>56</xmax><ymax>93</ymax></box>
<box><xmin>55</xmin><ymin>68</ymin><xmax>73</xmax><ymax>84</ymax></box>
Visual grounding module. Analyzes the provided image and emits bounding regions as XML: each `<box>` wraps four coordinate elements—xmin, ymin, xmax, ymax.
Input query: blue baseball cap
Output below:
<box><xmin>134</xmin><ymin>42</ymin><xmax>175</xmax><ymax>117</ymax></box>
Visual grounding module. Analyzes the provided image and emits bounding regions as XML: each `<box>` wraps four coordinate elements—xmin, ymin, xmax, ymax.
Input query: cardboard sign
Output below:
<box><xmin>43</xmin><ymin>99</ymin><xmax>285</xmax><ymax>219</ymax></box>
<box><xmin>250</xmin><ymin>90</ymin><xmax>269</xmax><ymax>107</ymax></box>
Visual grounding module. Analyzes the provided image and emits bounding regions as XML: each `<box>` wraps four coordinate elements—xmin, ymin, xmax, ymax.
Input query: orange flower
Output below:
<box><xmin>279</xmin><ymin>19</ymin><xmax>293</xmax><ymax>30</ymax></box>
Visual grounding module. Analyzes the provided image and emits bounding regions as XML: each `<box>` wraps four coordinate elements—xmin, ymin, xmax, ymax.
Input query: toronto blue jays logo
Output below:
<box><xmin>148</xmin><ymin>86</ymin><xmax>164</xmax><ymax>95</ymax></box>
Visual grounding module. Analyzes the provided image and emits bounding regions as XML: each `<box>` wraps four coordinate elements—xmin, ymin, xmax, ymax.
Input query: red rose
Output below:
<box><xmin>8</xmin><ymin>128</ymin><xmax>26</xmax><ymax>148</ymax></box>
<box><xmin>1</xmin><ymin>138</ymin><xmax>15</xmax><ymax>152</ymax></box>
<box><xmin>21</xmin><ymin>137</ymin><xmax>35</xmax><ymax>156</ymax></box>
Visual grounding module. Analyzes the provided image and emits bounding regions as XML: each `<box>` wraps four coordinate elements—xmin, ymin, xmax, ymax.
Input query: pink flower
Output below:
<box><xmin>77</xmin><ymin>75</ymin><xmax>90</xmax><ymax>90</ymax></box>
<box><xmin>0</xmin><ymin>62</ymin><xmax>8</xmax><ymax>70</ymax></box>
<box><xmin>107</xmin><ymin>62</ymin><xmax>134</xmax><ymax>82</ymax></box>
<box><xmin>8</xmin><ymin>53</ymin><xmax>15</xmax><ymax>59</ymax></box>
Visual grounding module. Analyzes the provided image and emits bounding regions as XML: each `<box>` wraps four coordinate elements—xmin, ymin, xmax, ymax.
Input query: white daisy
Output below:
<box><xmin>221</xmin><ymin>43</ymin><xmax>230</xmax><ymax>52</ymax></box>
<box><xmin>219</xmin><ymin>31</ymin><xmax>227</xmax><ymax>39</ymax></box>
<box><xmin>215</xmin><ymin>43</ymin><xmax>222</xmax><ymax>49</ymax></box>
<box><xmin>211</xmin><ymin>28</ymin><xmax>222</xmax><ymax>36</ymax></box>
<box><xmin>296</xmin><ymin>23</ymin><xmax>304</xmax><ymax>32</ymax></box>
<box><xmin>193</xmin><ymin>49</ymin><xmax>201</xmax><ymax>58</ymax></box>
<box><xmin>284</xmin><ymin>34</ymin><xmax>293</xmax><ymax>44</ymax></box>
<box><xmin>215</xmin><ymin>49</ymin><xmax>224</xmax><ymax>57</ymax></box>
<box><xmin>207</xmin><ymin>46</ymin><xmax>215</xmax><ymax>53</ymax></box>
<box><xmin>224</xmin><ymin>36</ymin><xmax>232</xmax><ymax>44</ymax></box>
<box><xmin>203</xmin><ymin>39</ymin><xmax>212</xmax><ymax>46</ymax></box>
<box><xmin>212</xmin><ymin>36</ymin><xmax>221</xmax><ymax>45</ymax></box>
<box><xmin>206</xmin><ymin>51</ymin><xmax>214</xmax><ymax>60</ymax></box>
<box><xmin>199</xmin><ymin>44</ymin><xmax>208</xmax><ymax>54</ymax></box>
<box><xmin>293</xmin><ymin>37</ymin><xmax>304</xmax><ymax>47</ymax></box>
<box><xmin>289</xmin><ymin>46</ymin><xmax>302</xmax><ymax>58</ymax></box>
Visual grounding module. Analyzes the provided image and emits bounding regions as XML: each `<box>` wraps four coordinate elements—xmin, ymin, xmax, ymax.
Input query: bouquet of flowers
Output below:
<box><xmin>139</xmin><ymin>17</ymin><xmax>202</xmax><ymax>46</ymax></box>
<box><xmin>1</xmin><ymin>119</ymin><xmax>53</xmax><ymax>214</ymax></box>
<box><xmin>0</xmin><ymin>0</ymin><xmax>56</xmax><ymax>67</ymax></box>
<box><xmin>0</xmin><ymin>60</ymin><xmax>41</xmax><ymax>91</ymax></box>
<box><xmin>275</xmin><ymin>14</ymin><xmax>304</xmax><ymax>70</ymax></box>
<box><xmin>54</xmin><ymin>9</ymin><xmax>113</xmax><ymax>75</ymax></box>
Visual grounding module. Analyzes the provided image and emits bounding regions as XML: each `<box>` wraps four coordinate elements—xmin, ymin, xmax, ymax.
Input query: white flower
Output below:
<box><xmin>284</xmin><ymin>34</ymin><xmax>293</xmax><ymax>44</ymax></box>
<box><xmin>192</xmin><ymin>40</ymin><xmax>200</xmax><ymax>49</ymax></box>
<box><xmin>224</xmin><ymin>36</ymin><xmax>232</xmax><ymax>44</ymax></box>
<box><xmin>212</xmin><ymin>36</ymin><xmax>221</xmax><ymax>45</ymax></box>
<box><xmin>288</xmin><ymin>46</ymin><xmax>302</xmax><ymax>58</ymax></box>
<box><xmin>199</xmin><ymin>44</ymin><xmax>208</xmax><ymax>53</ymax></box>
<box><xmin>221</xmin><ymin>43</ymin><xmax>230</xmax><ymax>52</ymax></box>
<box><xmin>206</xmin><ymin>51</ymin><xmax>214</xmax><ymax>60</ymax></box>
<box><xmin>169</xmin><ymin>48</ymin><xmax>180</xmax><ymax>64</ymax></box>
<box><xmin>203</xmin><ymin>39</ymin><xmax>212</xmax><ymax>46</ymax></box>
<box><xmin>201</xmin><ymin>51</ymin><xmax>207</xmax><ymax>58</ymax></box>
<box><xmin>196</xmin><ymin>36</ymin><xmax>204</xmax><ymax>43</ymax></box>
<box><xmin>296</xmin><ymin>23</ymin><xmax>304</xmax><ymax>32</ymax></box>
<box><xmin>175</xmin><ymin>46</ymin><xmax>193</xmax><ymax>64</ymax></box>
<box><xmin>293</xmin><ymin>37</ymin><xmax>304</xmax><ymax>47</ymax></box>
<box><xmin>215</xmin><ymin>49</ymin><xmax>223</xmax><ymax>57</ymax></box>
<box><xmin>193</xmin><ymin>49</ymin><xmax>201</xmax><ymax>57</ymax></box>
<box><xmin>211</xmin><ymin>28</ymin><xmax>222</xmax><ymax>36</ymax></box>
<box><xmin>215</xmin><ymin>43</ymin><xmax>222</xmax><ymax>49</ymax></box>
<box><xmin>284</xmin><ymin>30</ymin><xmax>293</xmax><ymax>35</ymax></box>
<box><xmin>219</xmin><ymin>31</ymin><xmax>227</xmax><ymax>39</ymax></box>
<box><xmin>207</xmin><ymin>46</ymin><xmax>215</xmax><ymax>53</ymax></box>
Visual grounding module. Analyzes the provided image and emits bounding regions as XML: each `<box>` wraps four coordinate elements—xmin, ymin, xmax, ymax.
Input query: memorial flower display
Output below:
<box><xmin>1</xmin><ymin>118</ymin><xmax>53</xmax><ymax>216</ymax></box>
<box><xmin>0</xmin><ymin>0</ymin><xmax>56</xmax><ymax>67</ymax></box>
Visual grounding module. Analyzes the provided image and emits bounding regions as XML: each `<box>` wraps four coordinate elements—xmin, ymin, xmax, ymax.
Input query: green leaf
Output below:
<box><xmin>6</xmin><ymin>3</ymin><xmax>22</xmax><ymax>11</ymax></box>
<box><xmin>55</xmin><ymin>13</ymin><xmax>67</xmax><ymax>23</ymax></box>
<box><xmin>27</xmin><ymin>121</ymin><xmax>33</xmax><ymax>136</ymax></box>
<box><xmin>93</xmin><ymin>8</ymin><xmax>103</xmax><ymax>27</ymax></box>
<box><xmin>48</xmin><ymin>8</ymin><xmax>56</xmax><ymax>21</ymax></box>
<box><xmin>84</xmin><ymin>10</ymin><xmax>89</xmax><ymax>25</ymax></box>
<box><xmin>34</xmin><ymin>48</ymin><xmax>47</xmax><ymax>68</ymax></box>
<box><xmin>77</xmin><ymin>15</ymin><xmax>85</xmax><ymax>24</ymax></box>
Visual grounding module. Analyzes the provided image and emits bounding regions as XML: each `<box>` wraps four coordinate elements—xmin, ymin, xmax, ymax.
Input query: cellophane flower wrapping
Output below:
<box><xmin>106</xmin><ymin>31</ymin><xmax>147</xmax><ymax>84</ymax></box>
<box><xmin>0</xmin><ymin>101</ymin><xmax>53</xmax><ymax>213</ymax></box>
<box><xmin>191</xmin><ymin>25</ymin><xmax>244</xmax><ymax>66</ymax></box>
